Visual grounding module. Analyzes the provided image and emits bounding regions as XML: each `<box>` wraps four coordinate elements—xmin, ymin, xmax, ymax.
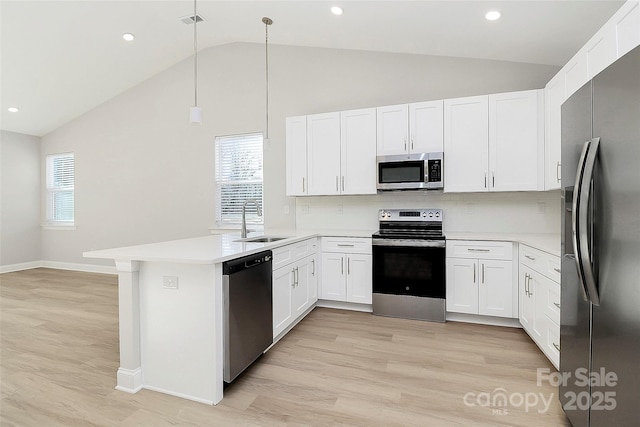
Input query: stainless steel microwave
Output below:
<box><xmin>376</xmin><ymin>152</ymin><xmax>444</xmax><ymax>191</ymax></box>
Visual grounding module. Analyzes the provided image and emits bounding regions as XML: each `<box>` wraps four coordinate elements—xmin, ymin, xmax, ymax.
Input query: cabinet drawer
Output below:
<box><xmin>273</xmin><ymin>238</ymin><xmax>317</xmax><ymax>269</ymax></box>
<box><xmin>321</xmin><ymin>237</ymin><xmax>372</xmax><ymax>254</ymax></box>
<box><xmin>520</xmin><ymin>244</ymin><xmax>560</xmax><ymax>282</ymax></box>
<box><xmin>446</xmin><ymin>240</ymin><xmax>512</xmax><ymax>260</ymax></box>
<box><xmin>543</xmin><ymin>280</ymin><xmax>561</xmax><ymax>325</ymax></box>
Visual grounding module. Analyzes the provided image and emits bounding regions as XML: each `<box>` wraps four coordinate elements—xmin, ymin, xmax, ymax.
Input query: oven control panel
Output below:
<box><xmin>378</xmin><ymin>209</ymin><xmax>442</xmax><ymax>222</ymax></box>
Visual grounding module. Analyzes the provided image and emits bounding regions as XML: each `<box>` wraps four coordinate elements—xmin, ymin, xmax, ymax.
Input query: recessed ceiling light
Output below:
<box><xmin>8</xmin><ymin>107</ymin><xmax>19</xmax><ymax>113</ymax></box>
<box><xmin>485</xmin><ymin>11</ymin><xmax>501</xmax><ymax>21</ymax></box>
<box><xmin>122</xmin><ymin>33</ymin><xmax>135</xmax><ymax>41</ymax></box>
<box><xmin>331</xmin><ymin>6</ymin><xmax>343</xmax><ymax>16</ymax></box>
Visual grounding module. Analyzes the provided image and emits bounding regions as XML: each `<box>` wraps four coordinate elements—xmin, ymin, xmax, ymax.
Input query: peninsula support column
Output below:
<box><xmin>114</xmin><ymin>260</ymin><xmax>142</xmax><ymax>393</ymax></box>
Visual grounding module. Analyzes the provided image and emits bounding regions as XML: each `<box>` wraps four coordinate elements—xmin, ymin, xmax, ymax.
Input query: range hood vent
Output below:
<box><xmin>180</xmin><ymin>14</ymin><xmax>205</xmax><ymax>25</ymax></box>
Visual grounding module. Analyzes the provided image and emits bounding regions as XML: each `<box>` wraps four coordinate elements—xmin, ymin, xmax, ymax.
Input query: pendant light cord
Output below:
<box><xmin>263</xmin><ymin>17</ymin><xmax>272</xmax><ymax>139</ymax></box>
<box><xmin>193</xmin><ymin>0</ymin><xmax>198</xmax><ymax>107</ymax></box>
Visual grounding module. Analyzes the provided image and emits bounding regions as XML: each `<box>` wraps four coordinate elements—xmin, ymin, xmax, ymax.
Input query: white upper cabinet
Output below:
<box><xmin>285</xmin><ymin>116</ymin><xmax>307</xmax><ymax>196</ymax></box>
<box><xmin>444</xmin><ymin>90</ymin><xmax>543</xmax><ymax>193</ymax></box>
<box><xmin>443</xmin><ymin>95</ymin><xmax>489</xmax><ymax>193</ymax></box>
<box><xmin>377</xmin><ymin>101</ymin><xmax>444</xmax><ymax>156</ymax></box>
<box><xmin>286</xmin><ymin>109</ymin><xmax>376</xmax><ymax>197</ymax></box>
<box><xmin>586</xmin><ymin>25</ymin><xmax>617</xmax><ymax>79</ymax></box>
<box><xmin>488</xmin><ymin>89</ymin><xmax>544</xmax><ymax>192</ymax></box>
<box><xmin>564</xmin><ymin>55</ymin><xmax>589</xmax><ymax>97</ymax></box>
<box><xmin>615</xmin><ymin>1</ymin><xmax>640</xmax><ymax>58</ymax></box>
<box><xmin>306</xmin><ymin>112</ymin><xmax>341</xmax><ymax>195</ymax></box>
<box><xmin>376</xmin><ymin>104</ymin><xmax>409</xmax><ymax>156</ymax></box>
<box><xmin>409</xmin><ymin>100</ymin><xmax>444</xmax><ymax>153</ymax></box>
<box><xmin>544</xmin><ymin>74</ymin><xmax>566</xmax><ymax>190</ymax></box>
<box><xmin>340</xmin><ymin>108</ymin><xmax>377</xmax><ymax>195</ymax></box>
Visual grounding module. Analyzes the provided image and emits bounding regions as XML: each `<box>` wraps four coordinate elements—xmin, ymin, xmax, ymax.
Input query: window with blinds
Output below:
<box><xmin>215</xmin><ymin>133</ymin><xmax>264</xmax><ymax>225</ymax></box>
<box><xmin>46</xmin><ymin>153</ymin><xmax>75</xmax><ymax>224</ymax></box>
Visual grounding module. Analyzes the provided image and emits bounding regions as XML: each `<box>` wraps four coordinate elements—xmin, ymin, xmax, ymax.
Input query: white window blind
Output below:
<box><xmin>46</xmin><ymin>153</ymin><xmax>75</xmax><ymax>224</ymax></box>
<box><xmin>215</xmin><ymin>133</ymin><xmax>264</xmax><ymax>225</ymax></box>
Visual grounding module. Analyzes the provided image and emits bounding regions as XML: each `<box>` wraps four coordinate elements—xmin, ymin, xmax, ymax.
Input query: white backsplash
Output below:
<box><xmin>295</xmin><ymin>190</ymin><xmax>561</xmax><ymax>235</ymax></box>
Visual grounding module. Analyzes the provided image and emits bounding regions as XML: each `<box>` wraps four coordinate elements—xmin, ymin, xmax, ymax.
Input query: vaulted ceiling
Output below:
<box><xmin>1</xmin><ymin>0</ymin><xmax>624</xmax><ymax>136</ymax></box>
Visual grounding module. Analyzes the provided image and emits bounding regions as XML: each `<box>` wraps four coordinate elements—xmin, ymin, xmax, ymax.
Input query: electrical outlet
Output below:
<box><xmin>537</xmin><ymin>202</ymin><xmax>546</xmax><ymax>214</ymax></box>
<box><xmin>162</xmin><ymin>276</ymin><xmax>179</xmax><ymax>289</ymax></box>
<box><xmin>283</xmin><ymin>205</ymin><xmax>290</xmax><ymax>214</ymax></box>
<box><xmin>337</xmin><ymin>204</ymin><xmax>343</xmax><ymax>214</ymax></box>
<box><xmin>301</xmin><ymin>204</ymin><xmax>309</xmax><ymax>214</ymax></box>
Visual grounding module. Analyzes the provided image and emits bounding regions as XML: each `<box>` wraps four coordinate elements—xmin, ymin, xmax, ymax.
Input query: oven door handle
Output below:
<box><xmin>372</xmin><ymin>238</ymin><xmax>445</xmax><ymax>248</ymax></box>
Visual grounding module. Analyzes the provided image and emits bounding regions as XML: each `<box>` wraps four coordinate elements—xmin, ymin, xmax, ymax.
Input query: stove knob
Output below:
<box><xmin>435</xmin><ymin>211</ymin><xmax>441</xmax><ymax>218</ymax></box>
<box><xmin>422</xmin><ymin>211</ymin><xmax>427</xmax><ymax>217</ymax></box>
<box><xmin>428</xmin><ymin>211</ymin><xmax>434</xmax><ymax>218</ymax></box>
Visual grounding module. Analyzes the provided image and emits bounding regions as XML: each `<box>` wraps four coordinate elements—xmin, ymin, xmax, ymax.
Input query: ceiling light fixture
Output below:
<box><xmin>263</xmin><ymin>17</ymin><xmax>273</xmax><ymax>147</ymax></box>
<box><xmin>331</xmin><ymin>6</ymin><xmax>343</xmax><ymax>16</ymax></box>
<box><xmin>122</xmin><ymin>33</ymin><xmax>135</xmax><ymax>41</ymax></box>
<box><xmin>189</xmin><ymin>0</ymin><xmax>202</xmax><ymax>125</ymax></box>
<box><xmin>8</xmin><ymin>107</ymin><xmax>19</xmax><ymax>113</ymax></box>
<box><xmin>485</xmin><ymin>11</ymin><xmax>501</xmax><ymax>21</ymax></box>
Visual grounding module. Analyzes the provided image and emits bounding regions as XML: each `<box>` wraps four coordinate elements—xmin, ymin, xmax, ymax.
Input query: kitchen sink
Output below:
<box><xmin>236</xmin><ymin>236</ymin><xmax>288</xmax><ymax>243</ymax></box>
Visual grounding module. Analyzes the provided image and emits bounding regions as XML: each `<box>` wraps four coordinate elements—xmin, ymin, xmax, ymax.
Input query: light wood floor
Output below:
<box><xmin>1</xmin><ymin>268</ymin><xmax>570</xmax><ymax>426</ymax></box>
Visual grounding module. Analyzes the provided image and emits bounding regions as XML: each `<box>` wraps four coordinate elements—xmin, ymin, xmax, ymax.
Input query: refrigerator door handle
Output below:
<box><xmin>578</xmin><ymin>137</ymin><xmax>601</xmax><ymax>306</ymax></box>
<box><xmin>572</xmin><ymin>140</ymin><xmax>591</xmax><ymax>302</ymax></box>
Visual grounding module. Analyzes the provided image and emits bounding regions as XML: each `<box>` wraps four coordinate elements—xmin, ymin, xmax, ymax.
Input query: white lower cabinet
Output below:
<box><xmin>320</xmin><ymin>237</ymin><xmax>372</xmax><ymax>304</ymax></box>
<box><xmin>446</xmin><ymin>240</ymin><xmax>516</xmax><ymax>318</ymax></box>
<box><xmin>272</xmin><ymin>239</ymin><xmax>318</xmax><ymax>339</ymax></box>
<box><xmin>519</xmin><ymin>244</ymin><xmax>561</xmax><ymax>368</ymax></box>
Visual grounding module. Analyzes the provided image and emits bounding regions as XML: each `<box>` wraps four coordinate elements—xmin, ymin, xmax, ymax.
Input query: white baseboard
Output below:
<box><xmin>0</xmin><ymin>261</ymin><xmax>42</xmax><ymax>274</ymax></box>
<box><xmin>446</xmin><ymin>312</ymin><xmax>522</xmax><ymax>328</ymax></box>
<box><xmin>0</xmin><ymin>260</ymin><xmax>116</xmax><ymax>275</ymax></box>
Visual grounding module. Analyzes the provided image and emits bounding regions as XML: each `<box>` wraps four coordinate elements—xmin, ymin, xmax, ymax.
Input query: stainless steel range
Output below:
<box><xmin>372</xmin><ymin>208</ymin><xmax>446</xmax><ymax>322</ymax></box>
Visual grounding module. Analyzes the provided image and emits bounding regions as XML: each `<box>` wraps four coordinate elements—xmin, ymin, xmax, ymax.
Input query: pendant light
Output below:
<box><xmin>189</xmin><ymin>0</ymin><xmax>202</xmax><ymax>124</ymax></box>
<box><xmin>262</xmin><ymin>17</ymin><xmax>273</xmax><ymax>145</ymax></box>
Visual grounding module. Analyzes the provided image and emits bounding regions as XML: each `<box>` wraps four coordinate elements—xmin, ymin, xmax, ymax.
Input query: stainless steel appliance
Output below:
<box><xmin>376</xmin><ymin>152</ymin><xmax>444</xmax><ymax>191</ymax></box>
<box><xmin>560</xmin><ymin>45</ymin><xmax>640</xmax><ymax>426</ymax></box>
<box><xmin>223</xmin><ymin>250</ymin><xmax>273</xmax><ymax>383</ymax></box>
<box><xmin>372</xmin><ymin>208</ymin><xmax>446</xmax><ymax>322</ymax></box>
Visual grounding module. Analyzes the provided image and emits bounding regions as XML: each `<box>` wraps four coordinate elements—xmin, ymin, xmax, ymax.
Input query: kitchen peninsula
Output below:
<box><xmin>83</xmin><ymin>232</ymin><xmax>316</xmax><ymax>405</ymax></box>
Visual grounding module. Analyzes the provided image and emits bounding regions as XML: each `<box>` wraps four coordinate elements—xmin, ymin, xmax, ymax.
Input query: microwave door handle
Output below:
<box><xmin>572</xmin><ymin>140</ymin><xmax>591</xmax><ymax>303</ymax></box>
<box><xmin>578</xmin><ymin>137</ymin><xmax>601</xmax><ymax>306</ymax></box>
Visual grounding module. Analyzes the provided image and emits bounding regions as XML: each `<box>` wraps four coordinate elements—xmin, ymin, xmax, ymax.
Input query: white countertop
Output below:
<box><xmin>83</xmin><ymin>231</ymin><xmax>318</xmax><ymax>265</ymax></box>
<box><xmin>445</xmin><ymin>232</ymin><xmax>561</xmax><ymax>257</ymax></box>
<box><xmin>84</xmin><ymin>228</ymin><xmax>560</xmax><ymax>265</ymax></box>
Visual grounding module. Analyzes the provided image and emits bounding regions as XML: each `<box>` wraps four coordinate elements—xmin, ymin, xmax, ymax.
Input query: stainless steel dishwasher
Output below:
<box><xmin>223</xmin><ymin>250</ymin><xmax>273</xmax><ymax>383</ymax></box>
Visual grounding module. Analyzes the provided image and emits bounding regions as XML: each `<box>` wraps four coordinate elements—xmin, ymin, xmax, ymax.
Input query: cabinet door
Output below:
<box><xmin>341</xmin><ymin>108</ymin><xmax>377</xmax><ymax>195</ymax></box>
<box><xmin>586</xmin><ymin>25</ymin><xmax>617</xmax><ymax>80</ymax></box>
<box><xmin>615</xmin><ymin>1</ymin><xmax>640</xmax><ymax>58</ymax></box>
<box><xmin>519</xmin><ymin>266</ymin><xmax>535</xmax><ymax>333</ymax></box>
<box><xmin>285</xmin><ymin>116</ymin><xmax>307</xmax><ymax>196</ymax></box>
<box><xmin>409</xmin><ymin>100</ymin><xmax>443</xmax><ymax>153</ymax></box>
<box><xmin>488</xmin><ymin>90</ymin><xmax>543</xmax><ymax>192</ymax></box>
<box><xmin>527</xmin><ymin>269</ymin><xmax>545</xmax><ymax>342</ymax></box>
<box><xmin>308</xmin><ymin>256</ymin><xmax>318</xmax><ymax>304</ymax></box>
<box><xmin>307</xmin><ymin>112</ymin><xmax>341</xmax><ymax>195</ymax></box>
<box><xmin>544</xmin><ymin>75</ymin><xmax>565</xmax><ymax>190</ymax></box>
<box><xmin>443</xmin><ymin>96</ymin><xmax>489</xmax><ymax>193</ymax></box>
<box><xmin>564</xmin><ymin>54</ymin><xmax>588</xmax><ymax>99</ymax></box>
<box><xmin>346</xmin><ymin>254</ymin><xmax>372</xmax><ymax>304</ymax></box>
<box><xmin>272</xmin><ymin>266</ymin><xmax>294</xmax><ymax>338</ymax></box>
<box><xmin>478</xmin><ymin>259</ymin><xmax>514</xmax><ymax>318</ymax></box>
<box><xmin>292</xmin><ymin>261</ymin><xmax>310</xmax><ymax>318</ymax></box>
<box><xmin>376</xmin><ymin>104</ymin><xmax>409</xmax><ymax>156</ymax></box>
<box><xmin>320</xmin><ymin>253</ymin><xmax>346</xmax><ymax>301</ymax></box>
<box><xmin>445</xmin><ymin>258</ymin><xmax>478</xmax><ymax>314</ymax></box>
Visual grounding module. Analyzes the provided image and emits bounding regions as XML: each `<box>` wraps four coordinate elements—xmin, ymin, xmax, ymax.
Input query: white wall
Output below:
<box><xmin>40</xmin><ymin>42</ymin><xmax>560</xmax><ymax>266</ymax></box>
<box><xmin>1</xmin><ymin>130</ymin><xmax>42</xmax><ymax>268</ymax></box>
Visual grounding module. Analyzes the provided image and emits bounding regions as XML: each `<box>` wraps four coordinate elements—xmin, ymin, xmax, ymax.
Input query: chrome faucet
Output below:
<box><xmin>241</xmin><ymin>199</ymin><xmax>262</xmax><ymax>238</ymax></box>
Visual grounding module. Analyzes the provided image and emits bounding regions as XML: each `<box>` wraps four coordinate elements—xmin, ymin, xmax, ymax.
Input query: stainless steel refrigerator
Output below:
<box><xmin>560</xmin><ymin>45</ymin><xmax>640</xmax><ymax>426</ymax></box>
